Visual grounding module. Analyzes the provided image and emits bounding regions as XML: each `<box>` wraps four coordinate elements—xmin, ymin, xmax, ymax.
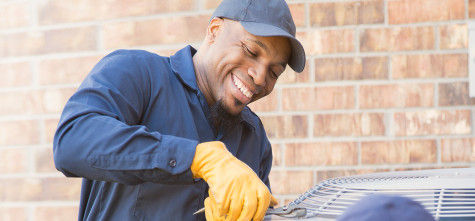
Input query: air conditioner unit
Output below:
<box><xmin>265</xmin><ymin>168</ymin><xmax>475</xmax><ymax>220</ymax></box>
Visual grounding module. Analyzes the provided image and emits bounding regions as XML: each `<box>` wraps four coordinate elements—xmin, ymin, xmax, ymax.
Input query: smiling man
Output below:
<box><xmin>53</xmin><ymin>0</ymin><xmax>305</xmax><ymax>220</ymax></box>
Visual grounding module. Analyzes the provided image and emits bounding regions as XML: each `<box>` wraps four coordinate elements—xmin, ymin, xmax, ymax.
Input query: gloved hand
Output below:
<box><xmin>191</xmin><ymin>141</ymin><xmax>278</xmax><ymax>221</ymax></box>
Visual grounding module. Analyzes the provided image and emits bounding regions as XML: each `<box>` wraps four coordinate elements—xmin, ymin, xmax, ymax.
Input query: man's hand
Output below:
<box><xmin>191</xmin><ymin>141</ymin><xmax>278</xmax><ymax>220</ymax></box>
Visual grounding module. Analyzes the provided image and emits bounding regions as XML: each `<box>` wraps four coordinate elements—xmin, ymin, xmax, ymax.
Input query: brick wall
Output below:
<box><xmin>1</xmin><ymin>0</ymin><xmax>474</xmax><ymax>219</ymax></box>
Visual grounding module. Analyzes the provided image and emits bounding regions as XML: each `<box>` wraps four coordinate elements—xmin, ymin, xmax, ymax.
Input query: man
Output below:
<box><xmin>53</xmin><ymin>0</ymin><xmax>305</xmax><ymax>220</ymax></box>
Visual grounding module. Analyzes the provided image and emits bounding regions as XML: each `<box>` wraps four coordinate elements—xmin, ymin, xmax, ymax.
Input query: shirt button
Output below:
<box><xmin>169</xmin><ymin>159</ymin><xmax>177</xmax><ymax>167</ymax></box>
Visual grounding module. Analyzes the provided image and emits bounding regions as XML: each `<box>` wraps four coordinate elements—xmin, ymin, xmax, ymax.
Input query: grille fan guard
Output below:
<box><xmin>273</xmin><ymin>168</ymin><xmax>475</xmax><ymax>220</ymax></box>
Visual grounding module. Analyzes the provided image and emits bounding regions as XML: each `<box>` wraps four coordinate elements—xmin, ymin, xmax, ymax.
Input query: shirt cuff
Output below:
<box><xmin>89</xmin><ymin>134</ymin><xmax>198</xmax><ymax>176</ymax></box>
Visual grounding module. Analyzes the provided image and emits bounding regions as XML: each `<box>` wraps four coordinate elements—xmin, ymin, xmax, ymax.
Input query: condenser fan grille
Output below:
<box><xmin>268</xmin><ymin>168</ymin><xmax>475</xmax><ymax>220</ymax></box>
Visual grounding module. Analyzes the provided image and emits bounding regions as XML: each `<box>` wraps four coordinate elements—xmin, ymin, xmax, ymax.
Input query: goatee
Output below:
<box><xmin>208</xmin><ymin>99</ymin><xmax>241</xmax><ymax>133</ymax></box>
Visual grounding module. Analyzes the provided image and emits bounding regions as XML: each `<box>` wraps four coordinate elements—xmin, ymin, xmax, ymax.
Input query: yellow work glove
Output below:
<box><xmin>191</xmin><ymin>141</ymin><xmax>278</xmax><ymax>221</ymax></box>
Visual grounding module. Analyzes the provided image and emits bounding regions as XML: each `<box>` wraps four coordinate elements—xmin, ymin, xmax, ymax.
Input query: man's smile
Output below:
<box><xmin>231</xmin><ymin>74</ymin><xmax>254</xmax><ymax>104</ymax></box>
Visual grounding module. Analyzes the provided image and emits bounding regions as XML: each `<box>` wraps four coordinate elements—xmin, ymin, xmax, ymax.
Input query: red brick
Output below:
<box><xmin>40</xmin><ymin>88</ymin><xmax>76</xmax><ymax>114</ymax></box>
<box><xmin>1</xmin><ymin>27</ymin><xmax>97</xmax><ymax>57</ymax></box>
<box><xmin>39</xmin><ymin>0</ymin><xmax>194</xmax><ymax>24</ymax></box>
<box><xmin>0</xmin><ymin>120</ymin><xmax>40</xmax><ymax>146</ymax></box>
<box><xmin>0</xmin><ymin>88</ymin><xmax>74</xmax><ymax>116</ymax></box>
<box><xmin>35</xmin><ymin>148</ymin><xmax>56</xmax><ymax>173</ymax></box>
<box><xmin>360</xmin><ymin>27</ymin><xmax>434</xmax><ymax>52</ymax></box>
<box><xmin>35</xmin><ymin>206</ymin><xmax>79</xmax><ymax>221</ymax></box>
<box><xmin>0</xmin><ymin>148</ymin><xmax>28</xmax><ymax>173</ymax></box>
<box><xmin>289</xmin><ymin>3</ymin><xmax>306</xmax><ymax>27</ymax></box>
<box><xmin>316</xmin><ymin>169</ymin><xmax>389</xmax><ymax>183</ymax></box>
<box><xmin>38</xmin><ymin>177</ymin><xmax>81</xmax><ymax>201</ymax></box>
<box><xmin>394</xmin><ymin>110</ymin><xmax>471</xmax><ymax>136</ymax></box>
<box><xmin>314</xmin><ymin>113</ymin><xmax>385</xmax><ymax>137</ymax></box>
<box><xmin>359</xmin><ymin>83</ymin><xmax>434</xmax><ymax>108</ymax></box>
<box><xmin>470</xmin><ymin>0</ymin><xmax>475</xmax><ymax>18</ymax></box>
<box><xmin>149</xmin><ymin>48</ymin><xmax>180</xmax><ymax>57</ymax></box>
<box><xmin>361</xmin><ymin>140</ymin><xmax>437</xmax><ymax>164</ymax></box>
<box><xmin>393</xmin><ymin>166</ymin><xmax>442</xmax><ymax>172</ymax></box>
<box><xmin>261</xmin><ymin>115</ymin><xmax>308</xmax><ymax>139</ymax></box>
<box><xmin>0</xmin><ymin>178</ymin><xmax>42</xmax><ymax>201</ymax></box>
<box><xmin>285</xmin><ymin>142</ymin><xmax>358</xmax><ymax>166</ymax></box>
<box><xmin>298</xmin><ymin>29</ymin><xmax>354</xmax><ymax>55</ymax></box>
<box><xmin>392</xmin><ymin>54</ymin><xmax>468</xmax><ymax>78</ymax></box>
<box><xmin>388</xmin><ymin>0</ymin><xmax>465</xmax><ymax>24</ymax></box>
<box><xmin>269</xmin><ymin>170</ymin><xmax>313</xmax><ymax>195</ymax></box>
<box><xmin>315</xmin><ymin>57</ymin><xmax>387</xmax><ymax>81</ymax></box>
<box><xmin>310</xmin><ymin>1</ymin><xmax>383</xmax><ymax>27</ymax></box>
<box><xmin>271</xmin><ymin>144</ymin><xmax>282</xmax><ymax>166</ymax></box>
<box><xmin>278</xmin><ymin>60</ymin><xmax>310</xmax><ymax>84</ymax></box>
<box><xmin>439</xmin><ymin>82</ymin><xmax>475</xmax><ymax>106</ymax></box>
<box><xmin>0</xmin><ymin>3</ymin><xmax>31</xmax><ymax>29</ymax></box>
<box><xmin>204</xmin><ymin>0</ymin><xmax>221</xmax><ymax>9</ymax></box>
<box><xmin>103</xmin><ymin>15</ymin><xmax>209</xmax><ymax>49</ymax></box>
<box><xmin>39</xmin><ymin>56</ymin><xmax>101</xmax><ymax>85</ymax></box>
<box><xmin>441</xmin><ymin>138</ymin><xmax>475</xmax><ymax>162</ymax></box>
<box><xmin>0</xmin><ymin>177</ymin><xmax>80</xmax><ymax>201</ymax></box>
<box><xmin>0</xmin><ymin>208</ymin><xmax>27</xmax><ymax>221</ymax></box>
<box><xmin>0</xmin><ymin>62</ymin><xmax>33</xmax><ymax>87</ymax></box>
<box><xmin>44</xmin><ymin>118</ymin><xmax>60</xmax><ymax>144</ymax></box>
<box><xmin>282</xmin><ymin>86</ymin><xmax>355</xmax><ymax>111</ymax></box>
<box><xmin>439</xmin><ymin>24</ymin><xmax>468</xmax><ymax>49</ymax></box>
<box><xmin>248</xmin><ymin>90</ymin><xmax>278</xmax><ymax>112</ymax></box>
<box><xmin>0</xmin><ymin>91</ymin><xmax>41</xmax><ymax>115</ymax></box>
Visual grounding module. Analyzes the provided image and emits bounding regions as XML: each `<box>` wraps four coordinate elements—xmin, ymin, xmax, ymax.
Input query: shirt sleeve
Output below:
<box><xmin>53</xmin><ymin>50</ymin><xmax>198</xmax><ymax>185</ymax></box>
<box><xmin>257</xmin><ymin>122</ymin><xmax>274</xmax><ymax>191</ymax></box>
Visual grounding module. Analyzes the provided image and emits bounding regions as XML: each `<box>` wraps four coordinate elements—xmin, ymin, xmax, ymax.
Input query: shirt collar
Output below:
<box><xmin>170</xmin><ymin>45</ymin><xmax>199</xmax><ymax>92</ymax></box>
<box><xmin>169</xmin><ymin>45</ymin><xmax>256</xmax><ymax>131</ymax></box>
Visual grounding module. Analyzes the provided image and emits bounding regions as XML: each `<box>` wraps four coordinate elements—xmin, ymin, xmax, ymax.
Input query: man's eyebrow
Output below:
<box><xmin>247</xmin><ymin>38</ymin><xmax>269</xmax><ymax>55</ymax></box>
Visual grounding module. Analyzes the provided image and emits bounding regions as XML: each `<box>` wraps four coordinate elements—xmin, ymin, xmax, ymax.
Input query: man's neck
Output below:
<box><xmin>192</xmin><ymin>52</ymin><xmax>215</xmax><ymax>106</ymax></box>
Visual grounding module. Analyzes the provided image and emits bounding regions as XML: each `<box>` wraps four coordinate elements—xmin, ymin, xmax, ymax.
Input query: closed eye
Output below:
<box><xmin>242</xmin><ymin>42</ymin><xmax>257</xmax><ymax>57</ymax></box>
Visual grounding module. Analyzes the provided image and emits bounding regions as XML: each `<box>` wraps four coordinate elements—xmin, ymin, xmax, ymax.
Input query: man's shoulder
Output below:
<box><xmin>103</xmin><ymin>49</ymin><xmax>168</xmax><ymax>64</ymax></box>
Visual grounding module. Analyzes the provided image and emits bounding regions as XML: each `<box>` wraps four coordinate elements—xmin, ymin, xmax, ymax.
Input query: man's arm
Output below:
<box><xmin>53</xmin><ymin>51</ymin><xmax>198</xmax><ymax>185</ymax></box>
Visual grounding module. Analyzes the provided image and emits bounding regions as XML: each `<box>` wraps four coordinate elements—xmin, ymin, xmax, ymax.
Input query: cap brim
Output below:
<box><xmin>240</xmin><ymin>21</ymin><xmax>306</xmax><ymax>73</ymax></box>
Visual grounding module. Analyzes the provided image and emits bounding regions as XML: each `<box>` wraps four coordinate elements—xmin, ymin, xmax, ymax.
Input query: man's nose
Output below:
<box><xmin>248</xmin><ymin>66</ymin><xmax>266</xmax><ymax>91</ymax></box>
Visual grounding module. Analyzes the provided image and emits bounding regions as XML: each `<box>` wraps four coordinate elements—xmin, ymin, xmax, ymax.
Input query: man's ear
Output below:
<box><xmin>206</xmin><ymin>17</ymin><xmax>224</xmax><ymax>44</ymax></box>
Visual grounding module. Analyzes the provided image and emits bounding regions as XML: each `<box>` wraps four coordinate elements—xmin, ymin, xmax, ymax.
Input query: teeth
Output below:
<box><xmin>232</xmin><ymin>75</ymin><xmax>253</xmax><ymax>99</ymax></box>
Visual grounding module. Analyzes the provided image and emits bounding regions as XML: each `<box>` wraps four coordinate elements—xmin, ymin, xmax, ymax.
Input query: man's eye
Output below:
<box><xmin>244</xmin><ymin>45</ymin><xmax>257</xmax><ymax>57</ymax></box>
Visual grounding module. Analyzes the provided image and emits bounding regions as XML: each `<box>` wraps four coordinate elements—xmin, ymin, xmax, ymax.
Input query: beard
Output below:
<box><xmin>208</xmin><ymin>99</ymin><xmax>242</xmax><ymax>133</ymax></box>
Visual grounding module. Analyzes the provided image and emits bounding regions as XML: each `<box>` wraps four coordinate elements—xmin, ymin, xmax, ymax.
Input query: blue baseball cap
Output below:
<box><xmin>211</xmin><ymin>0</ymin><xmax>306</xmax><ymax>73</ymax></box>
<box><xmin>337</xmin><ymin>194</ymin><xmax>435</xmax><ymax>221</ymax></box>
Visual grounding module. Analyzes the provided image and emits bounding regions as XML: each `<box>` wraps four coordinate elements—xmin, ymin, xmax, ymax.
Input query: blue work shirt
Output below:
<box><xmin>53</xmin><ymin>46</ymin><xmax>273</xmax><ymax>220</ymax></box>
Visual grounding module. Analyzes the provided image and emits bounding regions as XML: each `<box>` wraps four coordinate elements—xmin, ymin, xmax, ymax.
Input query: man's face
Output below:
<box><xmin>203</xmin><ymin>18</ymin><xmax>291</xmax><ymax>115</ymax></box>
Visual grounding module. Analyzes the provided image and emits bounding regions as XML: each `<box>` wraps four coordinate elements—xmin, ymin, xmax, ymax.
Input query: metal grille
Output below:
<box><xmin>268</xmin><ymin>168</ymin><xmax>475</xmax><ymax>220</ymax></box>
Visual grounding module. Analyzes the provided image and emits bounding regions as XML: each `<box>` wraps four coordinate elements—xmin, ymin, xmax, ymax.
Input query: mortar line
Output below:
<box><xmin>435</xmin><ymin>25</ymin><xmax>440</xmax><ymax>50</ymax></box>
<box><xmin>0</xmin><ymin>202</ymin><xmax>79</xmax><ymax>207</ymax></box>
<box><xmin>0</xmin><ymin>48</ymin><xmax>469</xmax><ymax>64</ymax></box>
<box><xmin>357</xmin><ymin>141</ymin><xmax>362</xmax><ymax>165</ymax></box>
<box><xmin>436</xmin><ymin>138</ymin><xmax>442</xmax><ymax>165</ymax></box>
<box><xmin>27</xmin><ymin>206</ymin><xmax>34</xmax><ymax>221</ymax></box>
<box><xmin>434</xmin><ymin>81</ymin><xmax>439</xmax><ymax>107</ymax></box>
<box><xmin>384</xmin><ymin>0</ymin><xmax>388</xmax><ymax>26</ymax></box>
<box><xmin>265</xmin><ymin>134</ymin><xmax>475</xmax><ymax>144</ymax></box>
<box><xmin>472</xmin><ymin>109</ymin><xmax>475</xmax><ymax>136</ymax></box>
<box><xmin>1</xmin><ymin>16</ymin><xmax>471</xmax><ymax>36</ymax></box>
<box><xmin>308</xmin><ymin>114</ymin><xmax>314</xmax><ymax>139</ymax></box>
<box><xmin>270</xmin><ymin>162</ymin><xmax>475</xmax><ymax>171</ymax></box>
<box><xmin>210</xmin><ymin>106</ymin><xmax>472</xmax><ymax>118</ymax></box>
<box><xmin>0</xmin><ymin>42</ymin><xmax>201</xmax><ymax>63</ymax></box>
<box><xmin>465</xmin><ymin>0</ymin><xmax>470</xmax><ymax>20</ymax></box>
<box><xmin>0</xmin><ymin>10</ymin><xmax>216</xmax><ymax>35</ymax></box>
